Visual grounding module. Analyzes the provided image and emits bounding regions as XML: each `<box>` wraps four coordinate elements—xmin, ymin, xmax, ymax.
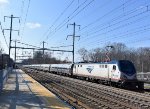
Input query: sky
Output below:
<box><xmin>0</xmin><ymin>0</ymin><xmax>150</xmax><ymax>62</ymax></box>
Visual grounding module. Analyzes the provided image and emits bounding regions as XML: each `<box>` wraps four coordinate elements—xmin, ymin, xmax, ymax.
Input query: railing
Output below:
<box><xmin>0</xmin><ymin>67</ymin><xmax>12</xmax><ymax>92</ymax></box>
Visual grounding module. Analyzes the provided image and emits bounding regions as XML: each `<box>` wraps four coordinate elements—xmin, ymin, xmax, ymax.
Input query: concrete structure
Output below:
<box><xmin>0</xmin><ymin>69</ymin><xmax>72</xmax><ymax>109</ymax></box>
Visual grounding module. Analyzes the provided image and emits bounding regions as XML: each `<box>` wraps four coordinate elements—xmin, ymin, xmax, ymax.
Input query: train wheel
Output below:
<box><xmin>138</xmin><ymin>82</ymin><xmax>144</xmax><ymax>90</ymax></box>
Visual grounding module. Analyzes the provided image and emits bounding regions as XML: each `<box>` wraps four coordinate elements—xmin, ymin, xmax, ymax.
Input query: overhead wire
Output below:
<box><xmin>91</xmin><ymin>24</ymin><xmax>150</xmax><ymax>46</ymax></box>
<box><xmin>45</xmin><ymin>0</ymin><xmax>96</xmax><ymax>48</ymax></box>
<box><xmin>51</xmin><ymin>45</ymin><xmax>73</xmax><ymax>48</ymax></box>
<box><xmin>45</xmin><ymin>0</ymin><xmax>93</xmax><ymax>40</ymax></box>
<box><xmin>12</xmin><ymin>40</ymin><xmax>41</xmax><ymax>49</ymax></box>
<box><xmin>77</xmin><ymin>5</ymin><xmax>150</xmax><ymax>43</ymax></box>
<box><xmin>21</xmin><ymin>0</ymin><xmax>31</xmax><ymax>37</ymax></box>
<box><xmin>124</xmin><ymin>36</ymin><xmax>150</xmax><ymax>45</ymax></box>
<box><xmin>17</xmin><ymin>0</ymin><xmax>25</xmax><ymax>56</ymax></box>
<box><xmin>19</xmin><ymin>0</ymin><xmax>25</xmax><ymax>40</ymax></box>
<box><xmin>0</xmin><ymin>22</ymin><xmax>9</xmax><ymax>48</ymax></box>
<box><xmin>54</xmin><ymin>0</ymin><xmax>89</xmax><ymax>31</ymax></box>
<box><xmin>77</xmin><ymin>6</ymin><xmax>150</xmax><ymax>45</ymax></box>
<box><xmin>43</xmin><ymin>0</ymin><xmax>75</xmax><ymax>41</ymax></box>
<box><xmin>54</xmin><ymin>0</ymin><xmax>113</xmax><ymax>45</ymax></box>
<box><xmin>80</xmin><ymin>5</ymin><xmax>149</xmax><ymax>41</ymax></box>
<box><xmin>80</xmin><ymin>2</ymin><xmax>144</xmax><ymax>36</ymax></box>
<box><xmin>54</xmin><ymin>0</ymin><xmax>137</xmax><ymax>46</ymax></box>
<box><xmin>86</xmin><ymin>30</ymin><xmax>150</xmax><ymax>48</ymax></box>
<box><xmin>56</xmin><ymin>0</ymin><xmax>95</xmax><ymax>31</ymax></box>
<box><xmin>80</xmin><ymin>0</ymin><xmax>135</xmax><ymax>31</ymax></box>
<box><xmin>76</xmin><ymin>0</ymin><xmax>113</xmax><ymax>22</ymax></box>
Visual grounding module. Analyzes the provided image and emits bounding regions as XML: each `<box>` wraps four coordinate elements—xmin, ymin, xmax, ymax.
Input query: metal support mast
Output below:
<box><xmin>42</xmin><ymin>41</ymin><xmax>46</xmax><ymax>63</ymax></box>
<box><xmin>42</xmin><ymin>41</ymin><xmax>46</xmax><ymax>56</ymax></box>
<box><xmin>67</xmin><ymin>22</ymin><xmax>80</xmax><ymax>63</ymax></box>
<box><xmin>3</xmin><ymin>14</ymin><xmax>20</xmax><ymax>59</ymax></box>
<box><xmin>14</xmin><ymin>40</ymin><xmax>17</xmax><ymax>62</ymax></box>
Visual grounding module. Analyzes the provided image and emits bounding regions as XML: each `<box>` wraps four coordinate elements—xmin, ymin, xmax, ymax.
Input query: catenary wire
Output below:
<box><xmin>43</xmin><ymin>0</ymin><xmax>75</xmax><ymax>41</ymax></box>
<box><xmin>0</xmin><ymin>22</ymin><xmax>9</xmax><ymax>48</ymax></box>
<box><xmin>21</xmin><ymin>0</ymin><xmax>31</xmax><ymax>37</ymax></box>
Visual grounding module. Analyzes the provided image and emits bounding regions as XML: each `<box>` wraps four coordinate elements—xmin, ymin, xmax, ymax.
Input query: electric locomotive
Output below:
<box><xmin>73</xmin><ymin>60</ymin><xmax>138</xmax><ymax>88</ymax></box>
<box><xmin>23</xmin><ymin>60</ymin><xmax>144</xmax><ymax>89</ymax></box>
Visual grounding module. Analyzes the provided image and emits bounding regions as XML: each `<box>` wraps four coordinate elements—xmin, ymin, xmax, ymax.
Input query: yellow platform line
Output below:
<box><xmin>20</xmin><ymin>70</ymin><xmax>71</xmax><ymax>109</ymax></box>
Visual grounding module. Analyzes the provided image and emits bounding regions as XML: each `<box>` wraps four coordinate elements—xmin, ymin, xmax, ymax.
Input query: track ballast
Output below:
<box><xmin>23</xmin><ymin>67</ymin><xmax>150</xmax><ymax>109</ymax></box>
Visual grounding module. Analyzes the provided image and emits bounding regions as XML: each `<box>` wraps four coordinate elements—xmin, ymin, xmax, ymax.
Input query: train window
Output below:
<box><xmin>99</xmin><ymin>65</ymin><xmax>101</xmax><ymax>68</ymax></box>
<box><xmin>74</xmin><ymin>66</ymin><xmax>76</xmax><ymax>68</ymax></box>
<box><xmin>102</xmin><ymin>65</ymin><xmax>104</xmax><ymax>68</ymax></box>
<box><xmin>113</xmin><ymin>65</ymin><xmax>116</xmax><ymax>70</ymax></box>
<box><xmin>80</xmin><ymin>65</ymin><xmax>82</xmax><ymax>67</ymax></box>
<box><xmin>105</xmin><ymin>65</ymin><xmax>107</xmax><ymax>68</ymax></box>
<box><xmin>78</xmin><ymin>65</ymin><xmax>79</xmax><ymax>67</ymax></box>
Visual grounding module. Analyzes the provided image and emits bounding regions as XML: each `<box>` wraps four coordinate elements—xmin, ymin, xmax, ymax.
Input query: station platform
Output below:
<box><xmin>0</xmin><ymin>69</ymin><xmax>72</xmax><ymax>109</ymax></box>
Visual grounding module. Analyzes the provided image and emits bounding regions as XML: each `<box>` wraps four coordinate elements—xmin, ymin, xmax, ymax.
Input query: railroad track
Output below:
<box><xmin>23</xmin><ymin>68</ymin><xmax>150</xmax><ymax>109</ymax></box>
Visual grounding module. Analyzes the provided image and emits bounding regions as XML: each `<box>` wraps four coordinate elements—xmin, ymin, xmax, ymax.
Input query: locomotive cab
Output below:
<box><xmin>118</xmin><ymin>60</ymin><xmax>136</xmax><ymax>80</ymax></box>
<box><xmin>117</xmin><ymin>60</ymin><xmax>139</xmax><ymax>88</ymax></box>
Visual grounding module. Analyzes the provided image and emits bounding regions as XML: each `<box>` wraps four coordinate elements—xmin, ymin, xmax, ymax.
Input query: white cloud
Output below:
<box><xmin>0</xmin><ymin>0</ymin><xmax>9</xmax><ymax>6</ymax></box>
<box><xmin>26</xmin><ymin>22</ymin><xmax>41</xmax><ymax>29</ymax></box>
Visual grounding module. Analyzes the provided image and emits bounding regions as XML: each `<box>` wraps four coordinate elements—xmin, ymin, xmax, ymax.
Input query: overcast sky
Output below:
<box><xmin>0</xmin><ymin>0</ymin><xmax>150</xmax><ymax>61</ymax></box>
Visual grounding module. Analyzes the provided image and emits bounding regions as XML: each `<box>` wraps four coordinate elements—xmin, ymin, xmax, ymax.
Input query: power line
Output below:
<box><xmin>0</xmin><ymin>22</ymin><xmax>9</xmax><ymax>48</ymax></box>
<box><xmin>43</xmin><ymin>0</ymin><xmax>75</xmax><ymax>40</ymax></box>
<box><xmin>45</xmin><ymin>0</ymin><xmax>91</xmax><ymax>40</ymax></box>
<box><xmin>19</xmin><ymin>0</ymin><xmax>25</xmax><ymax>40</ymax></box>
<box><xmin>80</xmin><ymin>0</ymin><xmax>135</xmax><ymax>31</ymax></box>
<box><xmin>103</xmin><ymin>25</ymin><xmax>150</xmax><ymax>42</ymax></box>
<box><xmin>51</xmin><ymin>45</ymin><xmax>73</xmax><ymax>48</ymax></box>
<box><xmin>21</xmin><ymin>0</ymin><xmax>31</xmax><ymax>37</ymax></box>
<box><xmin>68</xmin><ymin>0</ymin><xmax>95</xmax><ymax>22</ymax></box>
<box><xmin>77</xmin><ymin>0</ymin><xmax>112</xmax><ymax>23</ymax></box>
<box><xmin>125</xmin><ymin>36</ymin><xmax>150</xmax><ymax>45</ymax></box>
<box><xmin>81</xmin><ymin>6</ymin><xmax>149</xmax><ymax>39</ymax></box>
<box><xmin>77</xmin><ymin>7</ymin><xmax>149</xmax><ymax>42</ymax></box>
<box><xmin>55</xmin><ymin>0</ymin><xmax>95</xmax><ymax>31</ymax></box>
<box><xmin>12</xmin><ymin>40</ymin><xmax>41</xmax><ymax>49</ymax></box>
<box><xmin>80</xmin><ymin>3</ymin><xmax>146</xmax><ymax>36</ymax></box>
<box><xmin>77</xmin><ymin>9</ymin><xmax>150</xmax><ymax>45</ymax></box>
<box><xmin>54</xmin><ymin>0</ymin><xmax>88</xmax><ymax>31</ymax></box>
<box><xmin>54</xmin><ymin>0</ymin><xmax>112</xmax><ymax>45</ymax></box>
<box><xmin>91</xmin><ymin>24</ymin><xmax>150</xmax><ymax>46</ymax></box>
<box><xmin>47</xmin><ymin>0</ymin><xmax>133</xmax><ymax>44</ymax></box>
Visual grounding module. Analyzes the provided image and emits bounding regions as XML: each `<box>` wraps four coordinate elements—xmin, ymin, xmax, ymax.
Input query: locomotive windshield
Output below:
<box><xmin>118</xmin><ymin>60</ymin><xmax>136</xmax><ymax>75</ymax></box>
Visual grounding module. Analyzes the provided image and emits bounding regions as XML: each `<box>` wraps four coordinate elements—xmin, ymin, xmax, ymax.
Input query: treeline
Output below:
<box><xmin>78</xmin><ymin>43</ymin><xmax>150</xmax><ymax>72</ymax></box>
<box><xmin>22</xmin><ymin>51</ymin><xmax>70</xmax><ymax>64</ymax></box>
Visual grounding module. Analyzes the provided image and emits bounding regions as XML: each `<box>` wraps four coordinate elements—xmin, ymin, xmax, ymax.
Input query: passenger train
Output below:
<box><xmin>23</xmin><ymin>60</ymin><xmax>144</xmax><ymax>89</ymax></box>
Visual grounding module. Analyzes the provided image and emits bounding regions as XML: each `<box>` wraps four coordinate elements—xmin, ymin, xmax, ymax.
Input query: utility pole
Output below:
<box><xmin>3</xmin><ymin>14</ymin><xmax>20</xmax><ymax>60</ymax></box>
<box><xmin>42</xmin><ymin>41</ymin><xmax>46</xmax><ymax>63</ymax></box>
<box><xmin>42</xmin><ymin>41</ymin><xmax>46</xmax><ymax>56</ymax></box>
<box><xmin>14</xmin><ymin>40</ymin><xmax>17</xmax><ymax>62</ymax></box>
<box><xmin>67</xmin><ymin>22</ymin><xmax>80</xmax><ymax>63</ymax></box>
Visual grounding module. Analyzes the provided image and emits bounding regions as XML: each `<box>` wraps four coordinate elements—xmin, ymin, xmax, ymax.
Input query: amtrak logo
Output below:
<box><xmin>86</xmin><ymin>66</ymin><xmax>94</xmax><ymax>73</ymax></box>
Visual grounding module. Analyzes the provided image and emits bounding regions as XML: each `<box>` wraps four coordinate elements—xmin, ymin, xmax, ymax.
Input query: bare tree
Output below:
<box><xmin>88</xmin><ymin>48</ymin><xmax>105</xmax><ymax>62</ymax></box>
<box><xmin>78</xmin><ymin>48</ymin><xmax>88</xmax><ymax>62</ymax></box>
<box><xmin>107</xmin><ymin>43</ymin><xmax>127</xmax><ymax>60</ymax></box>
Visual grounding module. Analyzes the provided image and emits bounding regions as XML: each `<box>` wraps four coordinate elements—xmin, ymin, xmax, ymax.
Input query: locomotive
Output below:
<box><xmin>24</xmin><ymin>60</ymin><xmax>144</xmax><ymax>89</ymax></box>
